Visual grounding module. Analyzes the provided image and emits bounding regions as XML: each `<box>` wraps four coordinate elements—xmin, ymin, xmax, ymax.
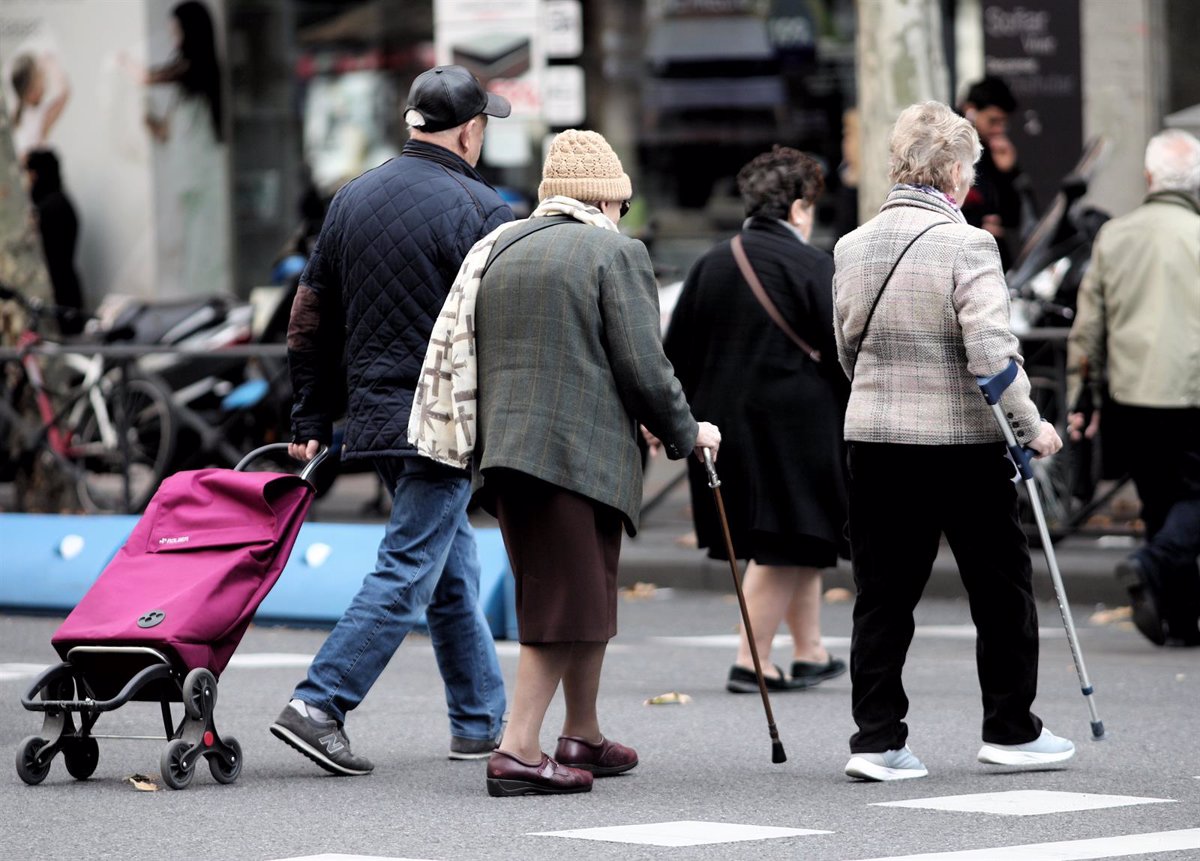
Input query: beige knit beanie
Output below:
<box><xmin>537</xmin><ymin>129</ymin><xmax>632</xmax><ymax>203</ymax></box>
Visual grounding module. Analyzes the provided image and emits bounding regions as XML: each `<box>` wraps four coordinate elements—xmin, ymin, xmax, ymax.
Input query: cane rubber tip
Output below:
<box><xmin>1090</xmin><ymin>720</ymin><xmax>1107</xmax><ymax>741</ymax></box>
<box><xmin>771</xmin><ymin>741</ymin><xmax>787</xmax><ymax>764</ymax></box>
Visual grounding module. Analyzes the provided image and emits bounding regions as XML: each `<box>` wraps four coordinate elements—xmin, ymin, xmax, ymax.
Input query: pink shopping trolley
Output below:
<box><xmin>16</xmin><ymin>444</ymin><xmax>329</xmax><ymax>789</ymax></box>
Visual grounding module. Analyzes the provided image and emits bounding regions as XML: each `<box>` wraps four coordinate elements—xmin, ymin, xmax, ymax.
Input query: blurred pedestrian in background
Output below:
<box><xmin>1067</xmin><ymin>128</ymin><xmax>1200</xmax><ymax>648</ymax></box>
<box><xmin>25</xmin><ymin>150</ymin><xmax>84</xmax><ymax>335</ymax></box>
<box><xmin>9</xmin><ymin>52</ymin><xmax>70</xmax><ymax>161</ymax></box>
<box><xmin>833</xmin><ymin>101</ymin><xmax>1072</xmax><ymax>782</ymax></box>
<box><xmin>958</xmin><ymin>76</ymin><xmax>1028</xmax><ymax>269</ymax></box>
<box><xmin>456</xmin><ymin>130</ymin><xmax>720</xmax><ymax>796</ymax></box>
<box><xmin>664</xmin><ymin>146</ymin><xmax>848</xmax><ymax>695</ymax></box>
<box><xmin>276</xmin><ymin>65</ymin><xmax>514</xmax><ymax>776</ymax></box>
<box><xmin>122</xmin><ymin>0</ymin><xmax>229</xmax><ymax>297</ymax></box>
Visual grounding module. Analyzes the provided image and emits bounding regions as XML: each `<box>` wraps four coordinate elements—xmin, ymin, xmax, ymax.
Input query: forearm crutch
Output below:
<box><xmin>702</xmin><ymin>448</ymin><xmax>787</xmax><ymax>763</ymax></box>
<box><xmin>977</xmin><ymin>360</ymin><xmax>1107</xmax><ymax>741</ymax></box>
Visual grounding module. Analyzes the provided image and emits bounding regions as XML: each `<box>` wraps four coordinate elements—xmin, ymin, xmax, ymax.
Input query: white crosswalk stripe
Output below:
<box><xmin>531</xmin><ymin>820</ymin><xmax>831</xmax><ymax>846</ymax></box>
<box><xmin>873</xmin><ymin>790</ymin><xmax>1174</xmax><ymax>816</ymax></box>
<box><xmin>851</xmin><ymin>827</ymin><xmax>1200</xmax><ymax>861</ymax></box>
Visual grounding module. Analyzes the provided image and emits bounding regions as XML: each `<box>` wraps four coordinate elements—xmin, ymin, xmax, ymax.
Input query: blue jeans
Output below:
<box><xmin>293</xmin><ymin>456</ymin><xmax>506</xmax><ymax>740</ymax></box>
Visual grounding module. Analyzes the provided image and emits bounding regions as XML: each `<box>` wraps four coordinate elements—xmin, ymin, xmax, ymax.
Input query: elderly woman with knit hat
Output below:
<box><xmin>413</xmin><ymin>129</ymin><xmax>720</xmax><ymax>796</ymax></box>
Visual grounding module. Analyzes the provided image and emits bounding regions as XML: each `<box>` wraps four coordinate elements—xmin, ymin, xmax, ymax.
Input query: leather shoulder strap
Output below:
<box><xmin>731</xmin><ymin>234</ymin><xmax>821</xmax><ymax>363</ymax></box>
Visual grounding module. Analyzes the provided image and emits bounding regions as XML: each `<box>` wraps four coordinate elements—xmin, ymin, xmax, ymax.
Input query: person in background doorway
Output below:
<box><xmin>122</xmin><ymin>0</ymin><xmax>230</xmax><ymax>296</ymax></box>
<box><xmin>664</xmin><ymin>146</ymin><xmax>849</xmax><ymax>695</ymax></box>
<box><xmin>9</xmin><ymin>52</ymin><xmax>70</xmax><ymax>162</ymax></box>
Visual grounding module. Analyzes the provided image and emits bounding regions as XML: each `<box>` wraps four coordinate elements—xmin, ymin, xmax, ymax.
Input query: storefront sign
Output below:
<box><xmin>982</xmin><ymin>0</ymin><xmax>1082</xmax><ymax>211</ymax></box>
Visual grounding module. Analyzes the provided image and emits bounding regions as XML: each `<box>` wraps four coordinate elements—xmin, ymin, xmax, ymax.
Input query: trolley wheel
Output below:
<box><xmin>160</xmin><ymin>739</ymin><xmax>196</xmax><ymax>790</ymax></box>
<box><xmin>16</xmin><ymin>736</ymin><xmax>53</xmax><ymax>786</ymax></box>
<box><xmin>63</xmin><ymin>736</ymin><xmax>99</xmax><ymax>781</ymax></box>
<box><xmin>183</xmin><ymin>668</ymin><xmax>217</xmax><ymax>720</ymax></box>
<box><xmin>209</xmin><ymin>736</ymin><xmax>243</xmax><ymax>784</ymax></box>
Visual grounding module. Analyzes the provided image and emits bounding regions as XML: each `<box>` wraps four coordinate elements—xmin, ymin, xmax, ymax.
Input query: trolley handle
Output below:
<box><xmin>234</xmin><ymin>442</ymin><xmax>331</xmax><ymax>485</ymax></box>
<box><xmin>976</xmin><ymin>359</ymin><xmax>1037</xmax><ymax>482</ymax></box>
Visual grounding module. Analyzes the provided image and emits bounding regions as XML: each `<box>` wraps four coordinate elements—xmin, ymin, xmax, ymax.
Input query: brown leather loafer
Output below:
<box><xmin>486</xmin><ymin>750</ymin><xmax>593</xmax><ymax>797</ymax></box>
<box><xmin>554</xmin><ymin>735</ymin><xmax>638</xmax><ymax>777</ymax></box>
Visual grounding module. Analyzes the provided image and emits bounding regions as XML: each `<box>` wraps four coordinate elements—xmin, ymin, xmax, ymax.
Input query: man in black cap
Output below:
<box><xmin>272</xmin><ymin>66</ymin><xmax>513</xmax><ymax>775</ymax></box>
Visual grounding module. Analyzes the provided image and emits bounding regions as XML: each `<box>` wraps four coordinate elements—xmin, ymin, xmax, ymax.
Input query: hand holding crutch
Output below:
<box><xmin>701</xmin><ymin>447</ymin><xmax>788</xmax><ymax>764</ymax></box>
<box><xmin>977</xmin><ymin>359</ymin><xmax>1107</xmax><ymax>741</ymax></box>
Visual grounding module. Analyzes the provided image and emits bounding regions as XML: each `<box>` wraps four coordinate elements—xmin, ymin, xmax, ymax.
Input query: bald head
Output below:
<box><xmin>1144</xmin><ymin>129</ymin><xmax>1200</xmax><ymax>194</ymax></box>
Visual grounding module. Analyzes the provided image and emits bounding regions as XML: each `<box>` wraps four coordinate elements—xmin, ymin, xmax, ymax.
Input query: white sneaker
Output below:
<box><xmin>845</xmin><ymin>745</ymin><xmax>929</xmax><ymax>781</ymax></box>
<box><xmin>978</xmin><ymin>727</ymin><xmax>1075</xmax><ymax>766</ymax></box>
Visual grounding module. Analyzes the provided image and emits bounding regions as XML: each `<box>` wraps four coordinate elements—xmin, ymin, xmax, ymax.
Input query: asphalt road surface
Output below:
<box><xmin>3</xmin><ymin>589</ymin><xmax>1198</xmax><ymax>861</ymax></box>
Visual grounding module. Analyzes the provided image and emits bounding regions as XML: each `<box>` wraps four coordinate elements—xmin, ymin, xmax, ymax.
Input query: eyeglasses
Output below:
<box><xmin>619</xmin><ymin>200</ymin><xmax>631</xmax><ymax>218</ymax></box>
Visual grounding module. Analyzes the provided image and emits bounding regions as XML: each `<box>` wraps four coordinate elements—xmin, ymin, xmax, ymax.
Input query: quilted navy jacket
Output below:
<box><xmin>288</xmin><ymin>140</ymin><xmax>513</xmax><ymax>460</ymax></box>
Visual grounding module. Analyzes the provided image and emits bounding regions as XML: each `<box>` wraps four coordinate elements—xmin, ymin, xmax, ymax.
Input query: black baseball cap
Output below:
<box><xmin>405</xmin><ymin>65</ymin><xmax>512</xmax><ymax>132</ymax></box>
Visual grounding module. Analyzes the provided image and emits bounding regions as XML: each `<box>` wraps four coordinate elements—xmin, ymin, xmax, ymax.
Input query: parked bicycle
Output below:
<box><xmin>0</xmin><ymin>285</ymin><xmax>176</xmax><ymax>514</ymax></box>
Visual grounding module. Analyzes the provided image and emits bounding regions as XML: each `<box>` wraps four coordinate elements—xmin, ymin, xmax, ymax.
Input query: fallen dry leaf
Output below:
<box><xmin>128</xmin><ymin>774</ymin><xmax>159</xmax><ymax>792</ymax></box>
<box><xmin>621</xmin><ymin>582</ymin><xmax>658</xmax><ymax>601</ymax></box>
<box><xmin>824</xmin><ymin>587</ymin><xmax>854</xmax><ymax>604</ymax></box>
<box><xmin>1089</xmin><ymin>606</ymin><xmax>1132</xmax><ymax>625</ymax></box>
<box><xmin>674</xmin><ymin>531</ymin><xmax>698</xmax><ymax>549</ymax></box>
<box><xmin>644</xmin><ymin>691</ymin><xmax>693</xmax><ymax>706</ymax></box>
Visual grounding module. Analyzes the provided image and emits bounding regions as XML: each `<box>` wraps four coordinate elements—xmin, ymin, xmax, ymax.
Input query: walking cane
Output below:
<box><xmin>702</xmin><ymin>448</ymin><xmax>787</xmax><ymax>763</ymax></box>
<box><xmin>977</xmin><ymin>360</ymin><xmax>1107</xmax><ymax>741</ymax></box>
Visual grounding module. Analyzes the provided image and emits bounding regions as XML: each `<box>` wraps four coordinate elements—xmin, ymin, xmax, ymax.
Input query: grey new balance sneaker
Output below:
<box><xmin>978</xmin><ymin>727</ymin><xmax>1075</xmax><ymax>766</ymax></box>
<box><xmin>449</xmin><ymin>732</ymin><xmax>502</xmax><ymax>761</ymax></box>
<box><xmin>845</xmin><ymin>745</ymin><xmax>929</xmax><ymax>781</ymax></box>
<box><xmin>269</xmin><ymin>704</ymin><xmax>374</xmax><ymax>776</ymax></box>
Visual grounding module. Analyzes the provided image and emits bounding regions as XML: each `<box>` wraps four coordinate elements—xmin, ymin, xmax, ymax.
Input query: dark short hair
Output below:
<box><xmin>737</xmin><ymin>146</ymin><xmax>825</xmax><ymax>219</ymax></box>
<box><xmin>964</xmin><ymin>76</ymin><xmax>1017</xmax><ymax>113</ymax></box>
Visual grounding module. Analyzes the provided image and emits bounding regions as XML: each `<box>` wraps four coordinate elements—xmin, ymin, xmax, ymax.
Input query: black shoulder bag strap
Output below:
<box><xmin>482</xmin><ymin>217</ymin><xmax>574</xmax><ymax>278</ymax></box>
<box><xmin>850</xmin><ymin>222</ymin><xmax>949</xmax><ymax>379</ymax></box>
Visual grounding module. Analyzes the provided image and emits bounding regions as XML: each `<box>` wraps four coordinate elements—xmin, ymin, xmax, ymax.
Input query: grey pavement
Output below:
<box><xmin>3</xmin><ymin>588</ymin><xmax>1199</xmax><ymax>861</ymax></box>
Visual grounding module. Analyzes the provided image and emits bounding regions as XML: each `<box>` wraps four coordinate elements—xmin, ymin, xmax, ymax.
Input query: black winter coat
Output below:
<box><xmin>664</xmin><ymin>217</ymin><xmax>849</xmax><ymax>564</ymax></box>
<box><xmin>289</xmin><ymin>140</ymin><xmax>513</xmax><ymax>458</ymax></box>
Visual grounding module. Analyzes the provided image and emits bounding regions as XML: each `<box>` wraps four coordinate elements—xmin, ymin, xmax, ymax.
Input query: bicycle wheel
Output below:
<box><xmin>72</xmin><ymin>377</ymin><xmax>176</xmax><ymax>513</ymax></box>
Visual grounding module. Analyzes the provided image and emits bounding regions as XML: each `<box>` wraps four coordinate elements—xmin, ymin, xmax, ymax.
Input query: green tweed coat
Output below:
<box><xmin>473</xmin><ymin>216</ymin><xmax>699</xmax><ymax>535</ymax></box>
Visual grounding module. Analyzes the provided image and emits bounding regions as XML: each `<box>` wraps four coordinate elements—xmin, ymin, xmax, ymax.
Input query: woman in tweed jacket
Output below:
<box><xmin>832</xmin><ymin>101</ymin><xmax>1071</xmax><ymax>782</ymax></box>
<box><xmin>473</xmin><ymin>131</ymin><xmax>721</xmax><ymax>797</ymax></box>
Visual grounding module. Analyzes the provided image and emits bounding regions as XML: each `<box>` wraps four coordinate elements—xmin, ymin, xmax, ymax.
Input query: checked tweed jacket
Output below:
<box><xmin>833</xmin><ymin>186</ymin><xmax>1041</xmax><ymax>445</ymax></box>
<box><xmin>472</xmin><ymin>217</ymin><xmax>699</xmax><ymax>535</ymax></box>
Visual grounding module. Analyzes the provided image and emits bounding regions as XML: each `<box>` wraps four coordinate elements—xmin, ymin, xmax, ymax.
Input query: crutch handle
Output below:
<box><xmin>701</xmin><ymin>447</ymin><xmax>720</xmax><ymax>489</ymax></box>
<box><xmin>976</xmin><ymin>359</ymin><xmax>1037</xmax><ymax>481</ymax></box>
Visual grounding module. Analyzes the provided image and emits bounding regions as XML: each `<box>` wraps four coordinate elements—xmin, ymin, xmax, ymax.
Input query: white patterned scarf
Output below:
<box><xmin>408</xmin><ymin>195</ymin><xmax>618</xmax><ymax>468</ymax></box>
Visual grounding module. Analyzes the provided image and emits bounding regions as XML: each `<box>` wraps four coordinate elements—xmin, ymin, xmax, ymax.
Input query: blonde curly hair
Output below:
<box><xmin>888</xmin><ymin>101</ymin><xmax>981</xmax><ymax>193</ymax></box>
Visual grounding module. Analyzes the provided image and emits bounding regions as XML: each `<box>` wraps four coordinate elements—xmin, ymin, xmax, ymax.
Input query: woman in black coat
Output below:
<box><xmin>664</xmin><ymin>147</ymin><xmax>849</xmax><ymax>692</ymax></box>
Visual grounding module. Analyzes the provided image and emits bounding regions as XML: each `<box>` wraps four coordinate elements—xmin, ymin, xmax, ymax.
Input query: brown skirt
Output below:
<box><xmin>491</xmin><ymin>470</ymin><xmax>622</xmax><ymax>644</ymax></box>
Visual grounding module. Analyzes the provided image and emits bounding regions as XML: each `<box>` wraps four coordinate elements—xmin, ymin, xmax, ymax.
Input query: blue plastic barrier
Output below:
<box><xmin>0</xmin><ymin>514</ymin><xmax>137</xmax><ymax>610</ymax></box>
<box><xmin>0</xmin><ymin>515</ymin><xmax>517</xmax><ymax>639</ymax></box>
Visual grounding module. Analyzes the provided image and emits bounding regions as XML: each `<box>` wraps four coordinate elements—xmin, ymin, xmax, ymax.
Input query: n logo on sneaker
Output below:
<box><xmin>318</xmin><ymin>732</ymin><xmax>345</xmax><ymax>754</ymax></box>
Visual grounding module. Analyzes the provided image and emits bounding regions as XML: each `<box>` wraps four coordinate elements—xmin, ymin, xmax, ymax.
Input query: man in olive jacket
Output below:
<box><xmin>1068</xmin><ymin>128</ymin><xmax>1200</xmax><ymax>647</ymax></box>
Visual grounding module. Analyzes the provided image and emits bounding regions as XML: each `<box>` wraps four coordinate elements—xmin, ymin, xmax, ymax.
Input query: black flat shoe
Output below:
<box><xmin>726</xmin><ymin>664</ymin><xmax>808</xmax><ymax>693</ymax></box>
<box><xmin>791</xmin><ymin>655</ymin><xmax>847</xmax><ymax>686</ymax></box>
<box><xmin>1116</xmin><ymin>558</ymin><xmax>1167</xmax><ymax>646</ymax></box>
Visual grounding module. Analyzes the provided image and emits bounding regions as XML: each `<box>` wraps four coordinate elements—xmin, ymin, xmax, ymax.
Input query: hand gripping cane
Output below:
<box><xmin>702</xmin><ymin>448</ymin><xmax>787</xmax><ymax>763</ymax></box>
<box><xmin>977</xmin><ymin>360</ymin><xmax>1107</xmax><ymax>741</ymax></box>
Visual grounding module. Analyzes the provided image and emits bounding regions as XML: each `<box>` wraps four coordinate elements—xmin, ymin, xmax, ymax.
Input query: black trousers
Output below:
<box><xmin>847</xmin><ymin>442</ymin><xmax>1042</xmax><ymax>753</ymax></box>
